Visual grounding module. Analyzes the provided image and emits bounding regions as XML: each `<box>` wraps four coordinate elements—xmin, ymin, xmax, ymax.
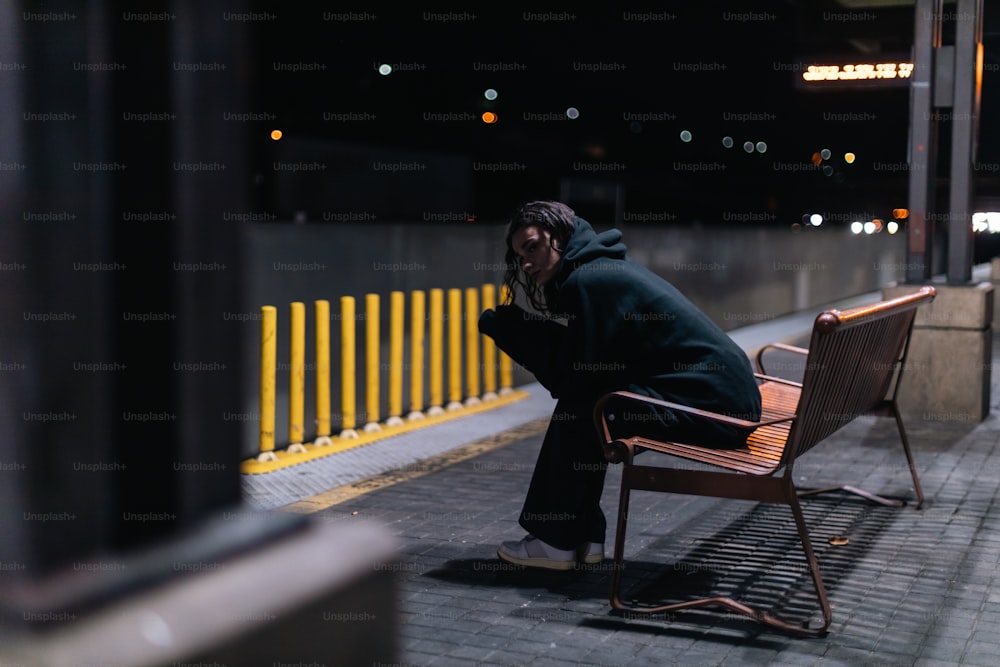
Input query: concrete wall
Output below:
<box><xmin>234</xmin><ymin>220</ymin><xmax>906</xmax><ymax>456</ymax></box>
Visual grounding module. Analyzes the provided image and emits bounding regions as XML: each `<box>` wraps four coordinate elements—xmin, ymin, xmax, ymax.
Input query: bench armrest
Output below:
<box><xmin>594</xmin><ymin>390</ymin><xmax>797</xmax><ymax>434</ymax></box>
<box><xmin>754</xmin><ymin>372</ymin><xmax>803</xmax><ymax>388</ymax></box>
<box><xmin>756</xmin><ymin>342</ymin><xmax>809</xmax><ymax>375</ymax></box>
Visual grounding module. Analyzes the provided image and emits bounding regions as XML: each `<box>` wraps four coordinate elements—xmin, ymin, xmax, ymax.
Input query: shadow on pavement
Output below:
<box><xmin>422</xmin><ymin>491</ymin><xmax>905</xmax><ymax>633</ymax></box>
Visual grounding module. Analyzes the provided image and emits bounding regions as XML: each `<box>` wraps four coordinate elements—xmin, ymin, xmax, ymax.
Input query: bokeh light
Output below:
<box><xmin>378</xmin><ymin>64</ymin><xmax>392</xmax><ymax>75</ymax></box>
<box><xmin>482</xmin><ymin>112</ymin><xmax>498</xmax><ymax>124</ymax></box>
<box><xmin>270</xmin><ymin>129</ymin><xmax>282</xmax><ymax>141</ymax></box>
<box><xmin>680</xmin><ymin>130</ymin><xmax>692</xmax><ymax>142</ymax></box>
<box><xmin>484</xmin><ymin>88</ymin><xmax>498</xmax><ymax>100</ymax></box>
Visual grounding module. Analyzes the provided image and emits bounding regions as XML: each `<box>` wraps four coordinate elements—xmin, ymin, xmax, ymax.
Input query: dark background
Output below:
<box><xmin>241</xmin><ymin>1</ymin><xmax>1000</xmax><ymax>233</ymax></box>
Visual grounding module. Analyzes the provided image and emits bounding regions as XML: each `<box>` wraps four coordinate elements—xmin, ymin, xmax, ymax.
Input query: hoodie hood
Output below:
<box><xmin>557</xmin><ymin>216</ymin><xmax>627</xmax><ymax>281</ymax></box>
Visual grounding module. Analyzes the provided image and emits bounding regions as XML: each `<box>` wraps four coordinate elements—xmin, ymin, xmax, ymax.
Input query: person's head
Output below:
<box><xmin>502</xmin><ymin>200</ymin><xmax>577</xmax><ymax>313</ymax></box>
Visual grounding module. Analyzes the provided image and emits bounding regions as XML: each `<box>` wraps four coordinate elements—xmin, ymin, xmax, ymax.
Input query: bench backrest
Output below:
<box><xmin>780</xmin><ymin>286</ymin><xmax>935</xmax><ymax>467</ymax></box>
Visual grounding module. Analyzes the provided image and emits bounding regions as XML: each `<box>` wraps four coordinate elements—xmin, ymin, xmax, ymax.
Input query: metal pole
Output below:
<box><xmin>907</xmin><ymin>0</ymin><xmax>943</xmax><ymax>284</ymax></box>
<box><xmin>946</xmin><ymin>0</ymin><xmax>984</xmax><ymax>285</ymax></box>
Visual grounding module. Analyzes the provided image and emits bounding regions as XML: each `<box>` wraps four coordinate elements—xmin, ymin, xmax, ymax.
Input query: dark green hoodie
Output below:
<box><xmin>479</xmin><ymin>217</ymin><xmax>762</xmax><ymax>436</ymax></box>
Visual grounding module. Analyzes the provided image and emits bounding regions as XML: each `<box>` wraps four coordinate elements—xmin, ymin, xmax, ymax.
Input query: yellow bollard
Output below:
<box><xmin>340</xmin><ymin>296</ymin><xmax>359</xmax><ymax>439</ymax></box>
<box><xmin>288</xmin><ymin>302</ymin><xmax>307</xmax><ymax>453</ymax></box>
<box><xmin>480</xmin><ymin>284</ymin><xmax>498</xmax><ymax>401</ymax></box>
<box><xmin>364</xmin><ymin>293</ymin><xmax>382</xmax><ymax>432</ymax></box>
<box><xmin>464</xmin><ymin>287</ymin><xmax>481</xmax><ymax>406</ymax></box>
<box><xmin>258</xmin><ymin>305</ymin><xmax>278</xmax><ymax>462</ymax></box>
<box><xmin>314</xmin><ymin>299</ymin><xmax>333</xmax><ymax>446</ymax></box>
<box><xmin>386</xmin><ymin>290</ymin><xmax>405</xmax><ymax>426</ymax></box>
<box><xmin>498</xmin><ymin>284</ymin><xmax>514</xmax><ymax>395</ymax></box>
<box><xmin>408</xmin><ymin>290</ymin><xmax>426</xmax><ymax>420</ymax></box>
<box><xmin>446</xmin><ymin>288</ymin><xmax>463</xmax><ymax>411</ymax></box>
<box><xmin>427</xmin><ymin>288</ymin><xmax>445</xmax><ymax>416</ymax></box>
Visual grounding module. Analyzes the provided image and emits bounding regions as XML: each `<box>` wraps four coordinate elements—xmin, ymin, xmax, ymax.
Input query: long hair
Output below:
<box><xmin>501</xmin><ymin>200</ymin><xmax>576</xmax><ymax>314</ymax></box>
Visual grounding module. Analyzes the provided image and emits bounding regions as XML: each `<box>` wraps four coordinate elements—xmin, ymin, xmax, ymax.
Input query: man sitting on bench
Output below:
<box><xmin>478</xmin><ymin>200</ymin><xmax>762</xmax><ymax>570</ymax></box>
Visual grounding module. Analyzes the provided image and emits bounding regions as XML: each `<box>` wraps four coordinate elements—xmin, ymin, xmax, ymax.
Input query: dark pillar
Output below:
<box><xmin>0</xmin><ymin>0</ymin><xmax>117</xmax><ymax>579</ymax></box>
<box><xmin>0</xmin><ymin>6</ymin><xmax>398</xmax><ymax>664</ymax></box>
<box><xmin>906</xmin><ymin>0</ymin><xmax>941</xmax><ymax>284</ymax></box>
<box><xmin>946</xmin><ymin>0</ymin><xmax>984</xmax><ymax>285</ymax></box>
<box><xmin>0</xmin><ymin>0</ymin><xmax>280</xmax><ymax>617</ymax></box>
<box><xmin>110</xmin><ymin>0</ymin><xmax>250</xmax><ymax>550</ymax></box>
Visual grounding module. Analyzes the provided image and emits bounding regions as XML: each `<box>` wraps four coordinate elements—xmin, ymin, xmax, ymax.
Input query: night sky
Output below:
<box><xmin>234</xmin><ymin>2</ymin><xmax>1000</xmax><ymax>226</ymax></box>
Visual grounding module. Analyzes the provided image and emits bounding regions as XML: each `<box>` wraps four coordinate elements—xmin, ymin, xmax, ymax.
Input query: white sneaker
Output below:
<box><xmin>577</xmin><ymin>542</ymin><xmax>605</xmax><ymax>564</ymax></box>
<box><xmin>497</xmin><ymin>535</ymin><xmax>576</xmax><ymax>571</ymax></box>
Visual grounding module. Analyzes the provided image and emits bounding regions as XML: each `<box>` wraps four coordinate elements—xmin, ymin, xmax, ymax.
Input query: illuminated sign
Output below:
<box><xmin>803</xmin><ymin>62</ymin><xmax>913</xmax><ymax>81</ymax></box>
<box><xmin>794</xmin><ymin>56</ymin><xmax>913</xmax><ymax>90</ymax></box>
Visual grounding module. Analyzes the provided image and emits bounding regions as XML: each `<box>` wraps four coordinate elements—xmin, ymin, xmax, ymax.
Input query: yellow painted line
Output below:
<box><xmin>241</xmin><ymin>389</ymin><xmax>531</xmax><ymax>475</ymax></box>
<box><xmin>280</xmin><ymin>418</ymin><xmax>549</xmax><ymax>514</ymax></box>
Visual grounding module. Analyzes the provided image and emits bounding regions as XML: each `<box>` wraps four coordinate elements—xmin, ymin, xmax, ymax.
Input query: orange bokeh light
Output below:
<box><xmin>270</xmin><ymin>129</ymin><xmax>283</xmax><ymax>140</ymax></box>
<box><xmin>482</xmin><ymin>112</ymin><xmax>498</xmax><ymax>124</ymax></box>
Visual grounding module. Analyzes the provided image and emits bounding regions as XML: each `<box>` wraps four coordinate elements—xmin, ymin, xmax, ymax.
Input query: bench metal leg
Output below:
<box><xmin>607</xmin><ymin>472</ymin><xmax>833</xmax><ymax>636</ymax></box>
<box><xmin>785</xmin><ymin>483</ymin><xmax>834</xmax><ymax>634</ymax></box>
<box><xmin>797</xmin><ymin>485</ymin><xmax>907</xmax><ymax>507</ymax></box>
<box><xmin>608</xmin><ymin>468</ymin><xmax>632</xmax><ymax>612</ymax></box>
<box><xmin>893</xmin><ymin>403</ymin><xmax>925</xmax><ymax>509</ymax></box>
<box><xmin>797</xmin><ymin>404</ymin><xmax>923</xmax><ymax>509</ymax></box>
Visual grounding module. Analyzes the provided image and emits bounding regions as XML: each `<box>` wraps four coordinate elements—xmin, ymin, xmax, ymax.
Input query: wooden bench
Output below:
<box><xmin>592</xmin><ymin>285</ymin><xmax>936</xmax><ymax>636</ymax></box>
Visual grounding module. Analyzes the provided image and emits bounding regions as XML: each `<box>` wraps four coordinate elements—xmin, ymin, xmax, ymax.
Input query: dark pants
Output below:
<box><xmin>519</xmin><ymin>395</ymin><xmax>750</xmax><ymax>550</ymax></box>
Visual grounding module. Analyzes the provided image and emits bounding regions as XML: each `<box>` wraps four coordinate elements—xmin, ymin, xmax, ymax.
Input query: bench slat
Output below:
<box><xmin>785</xmin><ymin>310</ymin><xmax>912</xmax><ymax>466</ymax></box>
<box><xmin>626</xmin><ymin>380</ymin><xmax>799</xmax><ymax>474</ymax></box>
